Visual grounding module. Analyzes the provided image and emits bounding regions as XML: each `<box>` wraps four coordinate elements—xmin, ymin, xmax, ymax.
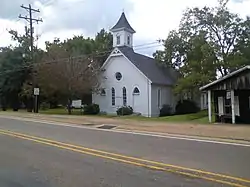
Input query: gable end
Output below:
<box><xmin>102</xmin><ymin>48</ymin><xmax>152</xmax><ymax>83</ymax></box>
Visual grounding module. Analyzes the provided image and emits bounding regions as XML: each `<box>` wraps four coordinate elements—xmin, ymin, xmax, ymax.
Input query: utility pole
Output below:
<box><xmin>19</xmin><ymin>4</ymin><xmax>43</xmax><ymax>113</ymax></box>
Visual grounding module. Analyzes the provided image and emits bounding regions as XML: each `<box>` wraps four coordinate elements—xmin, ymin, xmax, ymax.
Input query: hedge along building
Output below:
<box><xmin>92</xmin><ymin>12</ymin><xmax>178</xmax><ymax>117</ymax></box>
<box><xmin>200</xmin><ymin>66</ymin><xmax>250</xmax><ymax>124</ymax></box>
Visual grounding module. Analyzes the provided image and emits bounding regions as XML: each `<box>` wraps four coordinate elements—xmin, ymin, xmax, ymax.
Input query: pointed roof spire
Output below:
<box><xmin>111</xmin><ymin>12</ymin><xmax>136</xmax><ymax>33</ymax></box>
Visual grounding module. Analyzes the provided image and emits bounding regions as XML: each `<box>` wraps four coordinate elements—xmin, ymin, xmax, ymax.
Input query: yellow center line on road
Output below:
<box><xmin>0</xmin><ymin>129</ymin><xmax>249</xmax><ymax>187</ymax></box>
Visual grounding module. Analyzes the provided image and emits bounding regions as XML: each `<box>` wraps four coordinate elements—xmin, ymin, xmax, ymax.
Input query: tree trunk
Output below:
<box><xmin>26</xmin><ymin>97</ymin><xmax>33</xmax><ymax>112</ymax></box>
<box><xmin>12</xmin><ymin>94</ymin><xmax>19</xmax><ymax>111</ymax></box>
<box><xmin>1</xmin><ymin>97</ymin><xmax>7</xmax><ymax>111</ymax></box>
<box><xmin>67</xmin><ymin>98</ymin><xmax>72</xmax><ymax>115</ymax></box>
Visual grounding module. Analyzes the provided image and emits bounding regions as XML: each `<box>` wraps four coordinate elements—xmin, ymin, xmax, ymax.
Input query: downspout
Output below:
<box><xmin>147</xmin><ymin>78</ymin><xmax>150</xmax><ymax>117</ymax></box>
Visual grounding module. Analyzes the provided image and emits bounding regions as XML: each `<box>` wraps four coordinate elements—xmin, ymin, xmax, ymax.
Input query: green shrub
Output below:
<box><xmin>40</xmin><ymin>102</ymin><xmax>50</xmax><ymax>110</ymax></box>
<box><xmin>83</xmin><ymin>103</ymin><xmax>100</xmax><ymax>115</ymax></box>
<box><xmin>116</xmin><ymin>106</ymin><xmax>133</xmax><ymax>116</ymax></box>
<box><xmin>159</xmin><ymin>104</ymin><xmax>173</xmax><ymax>117</ymax></box>
<box><xmin>175</xmin><ymin>99</ymin><xmax>199</xmax><ymax>115</ymax></box>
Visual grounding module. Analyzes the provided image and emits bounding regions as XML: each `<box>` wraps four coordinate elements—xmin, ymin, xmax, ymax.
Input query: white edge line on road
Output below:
<box><xmin>1</xmin><ymin>115</ymin><xmax>250</xmax><ymax>148</ymax></box>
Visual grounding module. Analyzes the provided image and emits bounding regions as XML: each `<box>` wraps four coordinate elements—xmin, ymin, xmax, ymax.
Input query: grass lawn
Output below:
<box><xmin>116</xmin><ymin>110</ymin><xmax>213</xmax><ymax>123</ymax></box>
<box><xmin>38</xmin><ymin>108</ymin><xmax>213</xmax><ymax>124</ymax></box>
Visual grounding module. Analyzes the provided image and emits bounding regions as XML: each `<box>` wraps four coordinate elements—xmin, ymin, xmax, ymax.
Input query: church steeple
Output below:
<box><xmin>110</xmin><ymin>12</ymin><xmax>135</xmax><ymax>48</ymax></box>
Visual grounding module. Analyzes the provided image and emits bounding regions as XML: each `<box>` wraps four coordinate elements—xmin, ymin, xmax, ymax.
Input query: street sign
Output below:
<box><xmin>34</xmin><ymin>88</ymin><xmax>40</xmax><ymax>96</ymax></box>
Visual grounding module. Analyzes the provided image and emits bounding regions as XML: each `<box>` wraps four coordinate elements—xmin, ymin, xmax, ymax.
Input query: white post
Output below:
<box><xmin>231</xmin><ymin>90</ymin><xmax>235</xmax><ymax>124</ymax></box>
<box><xmin>208</xmin><ymin>90</ymin><xmax>212</xmax><ymax>123</ymax></box>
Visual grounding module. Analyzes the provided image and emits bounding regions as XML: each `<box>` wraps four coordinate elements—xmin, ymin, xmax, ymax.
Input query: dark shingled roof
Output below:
<box><xmin>111</xmin><ymin>12</ymin><xmax>136</xmax><ymax>33</ymax></box>
<box><xmin>118</xmin><ymin>46</ymin><xmax>177</xmax><ymax>85</ymax></box>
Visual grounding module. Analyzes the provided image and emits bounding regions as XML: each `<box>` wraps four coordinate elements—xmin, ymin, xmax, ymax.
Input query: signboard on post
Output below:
<box><xmin>226</xmin><ymin>91</ymin><xmax>231</xmax><ymax>99</ymax></box>
<box><xmin>72</xmin><ymin>100</ymin><xmax>82</xmax><ymax>109</ymax></box>
<box><xmin>34</xmin><ymin>88</ymin><xmax>40</xmax><ymax>96</ymax></box>
<box><xmin>33</xmin><ymin>88</ymin><xmax>39</xmax><ymax>113</ymax></box>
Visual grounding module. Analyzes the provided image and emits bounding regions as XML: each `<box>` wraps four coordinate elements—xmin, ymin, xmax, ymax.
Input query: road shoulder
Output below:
<box><xmin>0</xmin><ymin>112</ymin><xmax>250</xmax><ymax>145</ymax></box>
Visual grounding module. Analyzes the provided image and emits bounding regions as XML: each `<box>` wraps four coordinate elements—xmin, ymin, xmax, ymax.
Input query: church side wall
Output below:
<box><xmin>151</xmin><ymin>84</ymin><xmax>176</xmax><ymax>117</ymax></box>
<box><xmin>92</xmin><ymin>55</ymin><xmax>151</xmax><ymax>117</ymax></box>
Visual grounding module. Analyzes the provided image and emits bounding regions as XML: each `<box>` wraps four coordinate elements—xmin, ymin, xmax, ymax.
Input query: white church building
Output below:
<box><xmin>92</xmin><ymin>12</ymin><xmax>178</xmax><ymax>117</ymax></box>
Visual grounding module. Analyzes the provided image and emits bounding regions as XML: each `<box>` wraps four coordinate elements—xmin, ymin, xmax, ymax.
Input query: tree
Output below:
<box><xmin>35</xmin><ymin>47</ymin><xmax>101</xmax><ymax>114</ymax></box>
<box><xmin>93</xmin><ymin>29</ymin><xmax>113</xmax><ymax>66</ymax></box>
<box><xmin>233</xmin><ymin>16</ymin><xmax>250</xmax><ymax>69</ymax></box>
<box><xmin>34</xmin><ymin>29</ymin><xmax>112</xmax><ymax>114</ymax></box>
<box><xmin>0</xmin><ymin>30</ymin><xmax>44</xmax><ymax>111</ymax></box>
<box><xmin>175</xmin><ymin>33</ymin><xmax>217</xmax><ymax>98</ymax></box>
<box><xmin>179</xmin><ymin>0</ymin><xmax>246</xmax><ymax>76</ymax></box>
<box><xmin>0</xmin><ymin>28</ymin><xmax>113</xmax><ymax>112</ymax></box>
<box><xmin>154</xmin><ymin>30</ymin><xmax>187</xmax><ymax>69</ymax></box>
<box><xmin>0</xmin><ymin>46</ymin><xmax>28</xmax><ymax>110</ymax></box>
<box><xmin>154</xmin><ymin>0</ymin><xmax>250</xmax><ymax>98</ymax></box>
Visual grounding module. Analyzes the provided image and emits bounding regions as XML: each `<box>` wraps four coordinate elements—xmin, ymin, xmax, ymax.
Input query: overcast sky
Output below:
<box><xmin>0</xmin><ymin>0</ymin><xmax>250</xmax><ymax>56</ymax></box>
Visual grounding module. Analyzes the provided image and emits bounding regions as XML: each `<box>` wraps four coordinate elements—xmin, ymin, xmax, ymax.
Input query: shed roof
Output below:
<box><xmin>199</xmin><ymin>66</ymin><xmax>250</xmax><ymax>91</ymax></box>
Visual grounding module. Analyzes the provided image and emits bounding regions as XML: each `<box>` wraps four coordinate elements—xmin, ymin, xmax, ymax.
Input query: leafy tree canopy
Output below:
<box><xmin>154</xmin><ymin>0</ymin><xmax>250</xmax><ymax>97</ymax></box>
<box><xmin>0</xmin><ymin>28</ymin><xmax>113</xmax><ymax>111</ymax></box>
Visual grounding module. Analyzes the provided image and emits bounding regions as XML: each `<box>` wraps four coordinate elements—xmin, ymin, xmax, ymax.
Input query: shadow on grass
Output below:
<box><xmin>112</xmin><ymin>110</ymin><xmax>213</xmax><ymax>124</ymax></box>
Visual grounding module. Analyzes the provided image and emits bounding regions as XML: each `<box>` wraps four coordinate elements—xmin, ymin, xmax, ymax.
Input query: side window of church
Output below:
<box><xmin>112</xmin><ymin>88</ymin><xmax>115</xmax><ymax>106</ymax></box>
<box><xmin>101</xmin><ymin>88</ymin><xmax>106</xmax><ymax>96</ymax></box>
<box><xmin>117</xmin><ymin>35</ymin><xmax>120</xmax><ymax>45</ymax></box>
<box><xmin>123</xmin><ymin>87</ymin><xmax>127</xmax><ymax>106</ymax></box>
<box><xmin>127</xmin><ymin>35</ymin><xmax>130</xmax><ymax>45</ymax></box>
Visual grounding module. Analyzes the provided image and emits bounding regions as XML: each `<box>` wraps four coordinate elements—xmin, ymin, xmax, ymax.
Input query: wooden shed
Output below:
<box><xmin>200</xmin><ymin>66</ymin><xmax>250</xmax><ymax>124</ymax></box>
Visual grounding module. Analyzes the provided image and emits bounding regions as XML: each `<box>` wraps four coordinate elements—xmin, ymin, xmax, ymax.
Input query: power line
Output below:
<box><xmin>0</xmin><ymin>50</ymin><xmax>149</xmax><ymax>76</ymax></box>
<box><xmin>42</xmin><ymin>0</ymin><xmax>56</xmax><ymax>6</ymax></box>
<box><xmin>0</xmin><ymin>39</ymin><xmax>164</xmax><ymax>76</ymax></box>
<box><xmin>0</xmin><ymin>51</ymin><xmax>110</xmax><ymax>77</ymax></box>
<box><xmin>37</xmin><ymin>40</ymin><xmax>163</xmax><ymax>63</ymax></box>
<box><xmin>43</xmin><ymin>0</ymin><xmax>85</xmax><ymax>9</ymax></box>
<box><xmin>135</xmin><ymin>44</ymin><xmax>163</xmax><ymax>51</ymax></box>
<box><xmin>133</xmin><ymin>40</ymin><xmax>161</xmax><ymax>48</ymax></box>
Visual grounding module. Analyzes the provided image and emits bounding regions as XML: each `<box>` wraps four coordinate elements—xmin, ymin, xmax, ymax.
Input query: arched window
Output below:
<box><xmin>123</xmin><ymin>87</ymin><xmax>127</xmax><ymax>106</ymax></box>
<box><xmin>127</xmin><ymin>35</ymin><xmax>130</xmax><ymax>45</ymax></box>
<box><xmin>116</xmin><ymin>34</ymin><xmax>121</xmax><ymax>45</ymax></box>
<box><xmin>111</xmin><ymin>87</ymin><xmax>115</xmax><ymax>106</ymax></box>
<box><xmin>133</xmin><ymin>87</ymin><xmax>140</xmax><ymax>95</ymax></box>
<box><xmin>101</xmin><ymin>88</ymin><xmax>106</xmax><ymax>96</ymax></box>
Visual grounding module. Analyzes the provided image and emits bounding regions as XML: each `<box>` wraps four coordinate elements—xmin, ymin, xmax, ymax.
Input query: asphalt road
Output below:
<box><xmin>0</xmin><ymin>117</ymin><xmax>250</xmax><ymax>187</ymax></box>
<box><xmin>0</xmin><ymin>134</ymin><xmax>221</xmax><ymax>187</ymax></box>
